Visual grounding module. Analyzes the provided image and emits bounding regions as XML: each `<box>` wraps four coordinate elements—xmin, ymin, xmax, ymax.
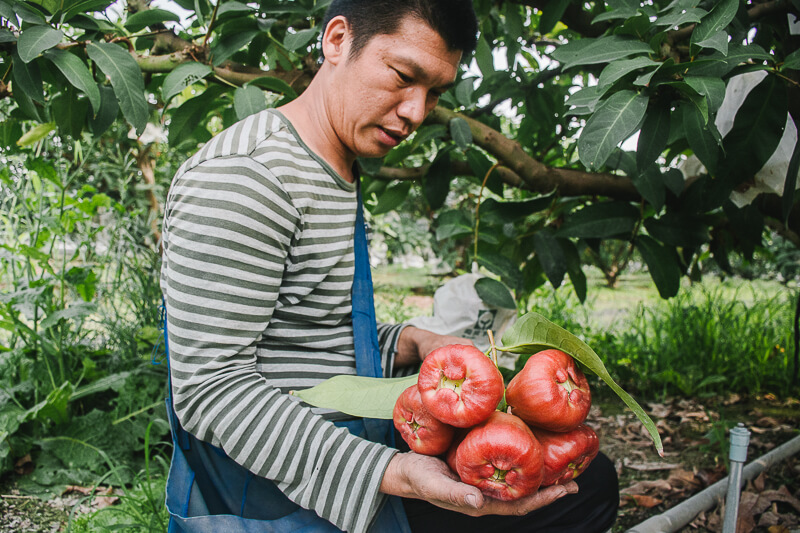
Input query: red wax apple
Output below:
<box><xmin>417</xmin><ymin>344</ymin><xmax>504</xmax><ymax>428</ymax></box>
<box><xmin>531</xmin><ymin>424</ymin><xmax>600</xmax><ymax>486</ymax></box>
<box><xmin>393</xmin><ymin>385</ymin><xmax>455</xmax><ymax>456</ymax></box>
<box><xmin>505</xmin><ymin>349</ymin><xmax>591</xmax><ymax>432</ymax></box>
<box><xmin>455</xmin><ymin>411</ymin><xmax>544</xmax><ymax>501</ymax></box>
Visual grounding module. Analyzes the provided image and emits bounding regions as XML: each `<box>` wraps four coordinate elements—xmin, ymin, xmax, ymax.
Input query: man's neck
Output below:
<box><xmin>278</xmin><ymin>81</ymin><xmax>356</xmax><ymax>183</ymax></box>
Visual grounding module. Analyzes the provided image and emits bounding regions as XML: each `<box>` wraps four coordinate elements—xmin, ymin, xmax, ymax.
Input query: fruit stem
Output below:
<box><xmin>487</xmin><ymin>330</ymin><xmax>499</xmax><ymax>367</ymax></box>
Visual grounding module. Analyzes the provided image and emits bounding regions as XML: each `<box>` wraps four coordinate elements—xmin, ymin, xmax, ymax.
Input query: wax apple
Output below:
<box><xmin>455</xmin><ymin>411</ymin><xmax>544</xmax><ymax>501</ymax></box>
<box><xmin>531</xmin><ymin>424</ymin><xmax>599</xmax><ymax>486</ymax></box>
<box><xmin>505</xmin><ymin>349</ymin><xmax>591</xmax><ymax>432</ymax></box>
<box><xmin>417</xmin><ymin>344</ymin><xmax>504</xmax><ymax>428</ymax></box>
<box><xmin>393</xmin><ymin>385</ymin><xmax>455</xmax><ymax>456</ymax></box>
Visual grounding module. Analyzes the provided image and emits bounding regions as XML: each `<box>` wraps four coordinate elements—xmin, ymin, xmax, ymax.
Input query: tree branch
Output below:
<box><xmin>425</xmin><ymin>107</ymin><xmax>639</xmax><ymax>200</ymax></box>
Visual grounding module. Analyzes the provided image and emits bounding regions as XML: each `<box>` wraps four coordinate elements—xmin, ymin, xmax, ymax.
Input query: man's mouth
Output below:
<box><xmin>378</xmin><ymin>127</ymin><xmax>406</xmax><ymax>146</ymax></box>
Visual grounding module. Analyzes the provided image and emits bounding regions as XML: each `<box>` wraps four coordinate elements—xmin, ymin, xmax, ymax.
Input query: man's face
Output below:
<box><xmin>329</xmin><ymin>16</ymin><xmax>462</xmax><ymax>159</ymax></box>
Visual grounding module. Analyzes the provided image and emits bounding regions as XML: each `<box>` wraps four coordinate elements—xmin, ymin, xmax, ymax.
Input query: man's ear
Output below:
<box><xmin>321</xmin><ymin>15</ymin><xmax>351</xmax><ymax>65</ymax></box>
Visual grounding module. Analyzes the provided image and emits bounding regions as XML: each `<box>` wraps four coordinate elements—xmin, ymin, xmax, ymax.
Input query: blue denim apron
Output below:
<box><xmin>163</xmin><ymin>192</ymin><xmax>411</xmax><ymax>533</ymax></box>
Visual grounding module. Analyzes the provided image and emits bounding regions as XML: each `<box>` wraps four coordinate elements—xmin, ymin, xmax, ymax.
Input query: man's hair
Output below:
<box><xmin>320</xmin><ymin>0</ymin><xmax>479</xmax><ymax>60</ymax></box>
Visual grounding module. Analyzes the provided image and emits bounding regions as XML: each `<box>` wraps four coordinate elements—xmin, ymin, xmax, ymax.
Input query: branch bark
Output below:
<box><xmin>424</xmin><ymin>107</ymin><xmax>640</xmax><ymax>200</ymax></box>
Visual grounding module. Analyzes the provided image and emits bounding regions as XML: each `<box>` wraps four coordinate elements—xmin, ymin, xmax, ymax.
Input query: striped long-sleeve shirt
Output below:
<box><xmin>160</xmin><ymin>109</ymin><xmax>409</xmax><ymax>532</ymax></box>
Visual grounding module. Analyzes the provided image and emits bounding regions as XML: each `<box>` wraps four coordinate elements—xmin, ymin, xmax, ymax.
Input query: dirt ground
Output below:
<box><xmin>1</xmin><ymin>393</ymin><xmax>798</xmax><ymax>532</ymax></box>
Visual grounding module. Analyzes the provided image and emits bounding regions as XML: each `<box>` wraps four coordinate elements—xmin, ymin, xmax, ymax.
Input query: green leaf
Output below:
<box><xmin>16</xmin><ymin>122</ymin><xmax>56</xmax><ymax>147</ymax></box>
<box><xmin>578</xmin><ymin>90</ymin><xmax>649</xmax><ymax>170</ymax></box>
<box><xmin>474</xmin><ymin>36</ymin><xmax>494</xmax><ymax>76</ymax></box>
<box><xmin>43</xmin><ymin>48</ymin><xmax>101</xmax><ymax>114</ymax></box>
<box><xmin>499</xmin><ymin>311</ymin><xmax>663</xmax><ymax>456</ymax></box>
<box><xmin>551</xmin><ymin>36</ymin><xmax>652</xmax><ymax>71</ymax></box>
<box><xmin>11</xmin><ymin>50</ymin><xmax>44</xmax><ymax>104</ymax></box>
<box><xmin>283</xmin><ymin>27</ymin><xmax>318</xmax><ymax>51</ymax></box>
<box><xmin>632</xmin><ymin>165</ymin><xmax>666</xmax><ymax>212</ymax></box>
<box><xmin>477</xmin><ymin>252</ymin><xmax>523</xmax><ymax>291</ymax></box>
<box><xmin>40</xmin><ymin>303</ymin><xmax>96</xmax><ymax>330</ymax></box>
<box><xmin>682</xmin><ymin>43</ymin><xmax>771</xmax><ymax>78</ymax></box>
<box><xmin>690</xmin><ymin>0</ymin><xmax>738</xmax><ymax>53</ymax></box>
<box><xmin>782</xmin><ymin>49</ymin><xmax>800</xmax><ymax>71</ymax></box>
<box><xmin>449</xmin><ymin>117</ymin><xmax>472</xmax><ymax>149</ymax></box>
<box><xmin>652</xmin><ymin>6</ymin><xmax>706</xmax><ymax>28</ymax></box>
<box><xmin>210</xmin><ymin>29</ymin><xmax>258</xmax><ymax>67</ymax></box>
<box><xmin>52</xmin><ymin>90</ymin><xmax>87</xmax><ymax>138</ymax></box>
<box><xmin>0</xmin><ymin>27</ymin><xmax>15</xmax><ymax>43</ymax></box>
<box><xmin>636</xmin><ymin>99</ymin><xmax>671</xmax><ymax>171</ymax></box>
<box><xmin>248</xmin><ymin>76</ymin><xmax>298</xmax><ymax>99</ymax></box>
<box><xmin>474</xmin><ymin>277</ymin><xmax>516</xmax><ymax>309</ymax></box>
<box><xmin>565</xmin><ymin>86</ymin><xmax>606</xmax><ymax>113</ymax></box>
<box><xmin>435</xmin><ymin>209</ymin><xmax>472</xmax><ymax>241</ymax></box>
<box><xmin>591</xmin><ymin>0</ymin><xmax>639</xmax><ymax>23</ymax></box>
<box><xmin>597</xmin><ymin>56</ymin><xmax>660</xmax><ymax>89</ymax></box>
<box><xmin>533</xmin><ymin>229</ymin><xmax>566</xmax><ymax>288</ymax></box>
<box><xmin>722</xmin><ymin>74</ymin><xmax>788</xmax><ymax>181</ymax></box>
<box><xmin>635</xmin><ymin>235</ymin><xmax>681</xmax><ymax>298</ymax></box>
<box><xmin>539</xmin><ymin>0</ymin><xmax>569</xmax><ymax>34</ymax></box>
<box><xmin>16</xmin><ymin>25</ymin><xmax>63</xmax><ymax>63</ymax></box>
<box><xmin>783</xmin><ymin>115</ymin><xmax>800</xmax><ymax>224</ymax></box>
<box><xmin>161</xmin><ymin>61</ymin><xmax>213</xmax><ymax>105</ymax></box>
<box><xmin>683</xmin><ymin>76</ymin><xmax>726</xmax><ymax>113</ymax></box>
<box><xmin>424</xmin><ymin>150</ymin><xmax>452</xmax><ymax>210</ymax></box>
<box><xmin>233</xmin><ymin>85</ymin><xmax>267</xmax><ymax>120</ymax></box>
<box><xmin>167</xmin><ymin>86</ymin><xmax>224</xmax><ymax>146</ymax></box>
<box><xmin>371</xmin><ymin>181</ymin><xmax>411</xmax><ymax>215</ymax></box>
<box><xmin>86</xmin><ymin>42</ymin><xmax>148</xmax><ymax>135</ymax></box>
<box><xmin>89</xmin><ymin>85</ymin><xmax>119</xmax><ymax>135</ymax></box>
<box><xmin>479</xmin><ymin>195</ymin><xmax>553</xmax><ymax>225</ymax></box>
<box><xmin>644</xmin><ymin>212</ymin><xmax>710</xmax><ymax>248</ymax></box>
<box><xmin>454</xmin><ymin>78</ymin><xmax>475</xmax><ymax>107</ymax></box>
<box><xmin>557</xmin><ymin>201</ymin><xmax>639</xmax><ymax>239</ymax></box>
<box><xmin>290</xmin><ymin>374</ymin><xmax>419</xmax><ymax>419</ymax></box>
<box><xmin>560</xmin><ymin>239</ymin><xmax>587</xmax><ymax>303</ymax></box>
<box><xmin>692</xmin><ymin>30</ymin><xmax>729</xmax><ymax>55</ymax></box>
<box><xmin>683</xmin><ymin>102</ymin><xmax>720</xmax><ymax>175</ymax></box>
<box><xmin>124</xmin><ymin>8</ymin><xmax>180</xmax><ymax>32</ymax></box>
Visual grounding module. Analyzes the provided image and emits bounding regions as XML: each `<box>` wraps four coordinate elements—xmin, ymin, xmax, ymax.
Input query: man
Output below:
<box><xmin>161</xmin><ymin>1</ymin><xmax>618</xmax><ymax>532</ymax></box>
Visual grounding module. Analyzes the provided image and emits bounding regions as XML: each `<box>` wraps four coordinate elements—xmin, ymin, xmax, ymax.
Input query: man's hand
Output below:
<box><xmin>395</xmin><ymin>326</ymin><xmax>475</xmax><ymax>367</ymax></box>
<box><xmin>380</xmin><ymin>452</ymin><xmax>577</xmax><ymax>516</ymax></box>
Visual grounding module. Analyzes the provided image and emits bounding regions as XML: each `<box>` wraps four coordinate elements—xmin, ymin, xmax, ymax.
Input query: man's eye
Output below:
<box><xmin>395</xmin><ymin>70</ymin><xmax>413</xmax><ymax>83</ymax></box>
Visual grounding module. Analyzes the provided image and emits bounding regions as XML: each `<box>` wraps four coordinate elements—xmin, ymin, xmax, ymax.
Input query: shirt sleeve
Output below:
<box><xmin>161</xmin><ymin>156</ymin><xmax>396</xmax><ymax>533</ymax></box>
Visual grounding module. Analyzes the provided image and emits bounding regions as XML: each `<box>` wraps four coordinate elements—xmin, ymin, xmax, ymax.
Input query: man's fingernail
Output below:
<box><xmin>465</xmin><ymin>494</ymin><xmax>479</xmax><ymax>508</ymax></box>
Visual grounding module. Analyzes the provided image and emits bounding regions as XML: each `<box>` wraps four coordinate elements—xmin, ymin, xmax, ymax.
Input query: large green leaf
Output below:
<box><xmin>722</xmin><ymin>74</ymin><xmax>788</xmax><ymax>182</ymax></box>
<box><xmin>551</xmin><ymin>36</ymin><xmax>652</xmax><ymax>70</ymax></box>
<box><xmin>474</xmin><ymin>277</ymin><xmax>516</xmax><ymax>309</ymax></box>
<box><xmin>560</xmin><ymin>239</ymin><xmax>587</xmax><ymax>303</ymax></box>
<box><xmin>283</xmin><ymin>27</ymin><xmax>318</xmax><ymax>51</ymax></box>
<box><xmin>636</xmin><ymin>99</ymin><xmax>671</xmax><ymax>171</ymax></box>
<box><xmin>635</xmin><ymin>235</ymin><xmax>681</xmax><ymax>299</ymax></box>
<box><xmin>371</xmin><ymin>181</ymin><xmax>411</xmax><ymax>215</ymax></box>
<box><xmin>43</xmin><ymin>48</ymin><xmax>101</xmax><ymax>114</ymax></box>
<box><xmin>783</xmin><ymin>114</ymin><xmax>800</xmax><ymax>223</ymax></box>
<box><xmin>16</xmin><ymin>122</ymin><xmax>55</xmax><ymax>147</ymax></box>
<box><xmin>124</xmin><ymin>8</ymin><xmax>181</xmax><ymax>32</ymax></box>
<box><xmin>233</xmin><ymin>85</ymin><xmax>267</xmax><ymax>120</ymax></box>
<box><xmin>479</xmin><ymin>195</ymin><xmax>553</xmax><ymax>225</ymax></box>
<box><xmin>248</xmin><ymin>76</ymin><xmax>298</xmax><ymax>99</ymax></box>
<box><xmin>499</xmin><ymin>311</ymin><xmax>663</xmax><ymax>456</ymax></box>
<box><xmin>597</xmin><ymin>56</ymin><xmax>660</xmax><ymax>89</ymax></box>
<box><xmin>86</xmin><ymin>42</ymin><xmax>148</xmax><ymax>135</ymax></box>
<box><xmin>88</xmin><ymin>84</ymin><xmax>119</xmax><ymax>136</ymax></box>
<box><xmin>690</xmin><ymin>0</ymin><xmax>738</xmax><ymax>54</ymax></box>
<box><xmin>161</xmin><ymin>62</ymin><xmax>213</xmax><ymax>106</ymax></box>
<box><xmin>52</xmin><ymin>89</ymin><xmax>88</xmax><ymax>138</ymax></box>
<box><xmin>683</xmin><ymin>102</ymin><xmax>720</xmax><ymax>176</ymax></box>
<box><xmin>210</xmin><ymin>30</ymin><xmax>259</xmax><ymax>67</ymax></box>
<box><xmin>591</xmin><ymin>0</ymin><xmax>640</xmax><ymax>24</ymax></box>
<box><xmin>449</xmin><ymin>117</ymin><xmax>472</xmax><ymax>150</ymax></box>
<box><xmin>652</xmin><ymin>6</ymin><xmax>706</xmax><ymax>28</ymax></box>
<box><xmin>557</xmin><ymin>201</ymin><xmax>639</xmax><ymax>239</ymax></box>
<box><xmin>782</xmin><ymin>49</ymin><xmax>800</xmax><ymax>71</ymax></box>
<box><xmin>533</xmin><ymin>229</ymin><xmax>566</xmax><ymax>288</ymax></box>
<box><xmin>167</xmin><ymin>86</ymin><xmax>224</xmax><ymax>146</ymax></box>
<box><xmin>683</xmin><ymin>76</ymin><xmax>726</xmax><ymax>114</ymax></box>
<box><xmin>578</xmin><ymin>90</ymin><xmax>649</xmax><ymax>170</ymax></box>
<box><xmin>290</xmin><ymin>374</ymin><xmax>418</xmax><ymax>419</ymax></box>
<box><xmin>11</xmin><ymin>50</ymin><xmax>44</xmax><ymax>103</ymax></box>
<box><xmin>538</xmin><ymin>0</ymin><xmax>569</xmax><ymax>34</ymax></box>
<box><xmin>16</xmin><ymin>25</ymin><xmax>63</xmax><ymax>63</ymax></box>
<box><xmin>644</xmin><ymin>213</ymin><xmax>710</xmax><ymax>248</ymax></box>
<box><xmin>632</xmin><ymin>165</ymin><xmax>666</xmax><ymax>212</ymax></box>
<box><xmin>424</xmin><ymin>150</ymin><xmax>452</xmax><ymax>210</ymax></box>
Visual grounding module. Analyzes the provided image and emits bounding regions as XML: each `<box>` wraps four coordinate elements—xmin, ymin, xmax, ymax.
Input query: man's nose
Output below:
<box><xmin>396</xmin><ymin>88</ymin><xmax>429</xmax><ymax>127</ymax></box>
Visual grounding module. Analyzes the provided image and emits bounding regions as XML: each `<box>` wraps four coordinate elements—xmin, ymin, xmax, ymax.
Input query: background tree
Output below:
<box><xmin>1</xmin><ymin>0</ymin><xmax>798</xmax><ymax>304</ymax></box>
